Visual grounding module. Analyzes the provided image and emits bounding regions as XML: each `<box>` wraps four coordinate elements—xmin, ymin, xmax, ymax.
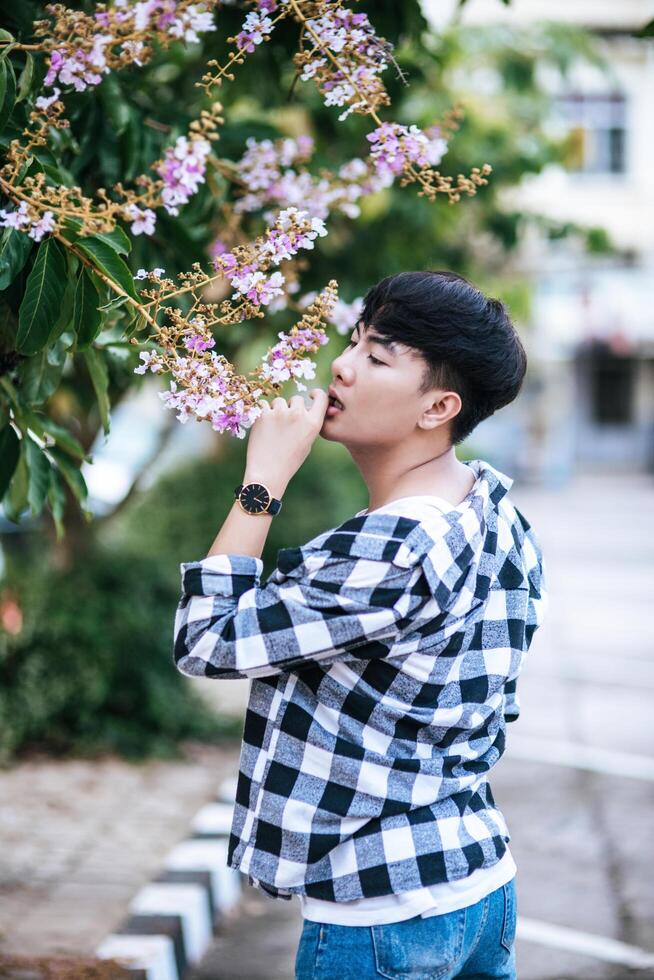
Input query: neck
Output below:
<box><xmin>348</xmin><ymin>438</ymin><xmax>472</xmax><ymax>512</ymax></box>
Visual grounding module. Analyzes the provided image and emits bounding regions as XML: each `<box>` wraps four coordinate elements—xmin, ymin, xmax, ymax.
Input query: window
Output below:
<box><xmin>555</xmin><ymin>93</ymin><xmax>627</xmax><ymax>175</ymax></box>
<box><xmin>586</xmin><ymin>342</ymin><xmax>636</xmax><ymax>426</ymax></box>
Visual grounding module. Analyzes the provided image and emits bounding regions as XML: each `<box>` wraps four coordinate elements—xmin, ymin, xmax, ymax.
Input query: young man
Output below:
<box><xmin>173</xmin><ymin>270</ymin><xmax>548</xmax><ymax>979</ymax></box>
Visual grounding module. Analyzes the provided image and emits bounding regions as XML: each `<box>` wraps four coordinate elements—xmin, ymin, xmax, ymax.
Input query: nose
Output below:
<box><xmin>331</xmin><ymin>347</ymin><xmax>356</xmax><ymax>386</ymax></box>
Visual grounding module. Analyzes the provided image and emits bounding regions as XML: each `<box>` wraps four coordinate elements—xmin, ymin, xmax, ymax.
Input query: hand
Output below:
<box><xmin>244</xmin><ymin>388</ymin><xmax>329</xmax><ymax>497</ymax></box>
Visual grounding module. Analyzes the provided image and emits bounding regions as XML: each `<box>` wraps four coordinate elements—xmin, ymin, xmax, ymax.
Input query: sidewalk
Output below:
<box><xmin>0</xmin><ymin>742</ymin><xmax>241</xmax><ymax>959</ymax></box>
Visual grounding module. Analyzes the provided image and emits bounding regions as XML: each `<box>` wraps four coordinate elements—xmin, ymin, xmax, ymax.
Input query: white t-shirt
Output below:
<box><xmin>299</xmin><ymin>848</ymin><xmax>516</xmax><ymax>926</ymax></box>
<box><xmin>299</xmin><ymin>492</ymin><xmax>516</xmax><ymax>926</ymax></box>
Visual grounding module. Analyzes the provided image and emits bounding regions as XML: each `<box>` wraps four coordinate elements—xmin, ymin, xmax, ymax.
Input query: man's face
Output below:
<box><xmin>320</xmin><ymin>321</ymin><xmax>443</xmax><ymax>448</ymax></box>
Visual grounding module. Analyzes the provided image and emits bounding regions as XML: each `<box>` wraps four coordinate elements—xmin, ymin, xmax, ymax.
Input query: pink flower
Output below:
<box><xmin>156</xmin><ymin>136</ymin><xmax>211</xmax><ymax>216</ymax></box>
<box><xmin>185</xmin><ymin>334</ymin><xmax>216</xmax><ymax>353</ymax></box>
<box><xmin>366</xmin><ymin>122</ymin><xmax>438</xmax><ymax>178</ymax></box>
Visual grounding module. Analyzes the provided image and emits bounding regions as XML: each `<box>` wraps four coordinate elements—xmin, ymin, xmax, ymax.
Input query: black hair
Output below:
<box><xmin>358</xmin><ymin>270</ymin><xmax>528</xmax><ymax>445</ymax></box>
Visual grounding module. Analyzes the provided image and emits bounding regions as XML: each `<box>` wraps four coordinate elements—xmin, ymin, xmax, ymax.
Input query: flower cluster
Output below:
<box><xmin>213</xmin><ymin>207</ymin><xmax>328</xmax><ymax>309</ymax></box>
<box><xmin>0</xmin><ymin>101</ymin><xmax>223</xmax><ymax>243</ymax></box>
<box><xmin>231</xmin><ymin>134</ymin><xmax>392</xmax><ymax>224</ymax></box>
<box><xmin>132</xmin><ymin>281</ymin><xmax>338</xmax><ymax>437</ymax></box>
<box><xmin>44</xmin><ymin>34</ymin><xmax>112</xmax><ymax>92</ymax></box>
<box><xmin>201</xmin><ymin>1</ymin><xmax>489</xmax><ymax>203</ymax></box>
<box><xmin>155</xmin><ymin>135</ymin><xmax>213</xmax><ymax>217</ymax></box>
<box><xmin>293</xmin><ymin>5</ymin><xmax>391</xmax><ymax>121</ymax></box>
<box><xmin>366</xmin><ymin>122</ymin><xmax>443</xmax><ymax>177</ymax></box>
<box><xmin>37</xmin><ymin>1</ymin><xmax>218</xmax><ymax>95</ymax></box>
<box><xmin>205</xmin><ymin>1</ymin><xmax>391</xmax><ymax>122</ymax></box>
<box><xmin>260</xmin><ymin>324</ymin><xmax>329</xmax><ymax>389</ymax></box>
<box><xmin>0</xmin><ymin>200</ymin><xmax>56</xmax><ymax>242</ymax></box>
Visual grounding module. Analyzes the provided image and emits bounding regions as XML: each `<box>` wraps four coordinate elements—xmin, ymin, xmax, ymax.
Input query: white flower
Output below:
<box><xmin>35</xmin><ymin>87</ymin><xmax>61</xmax><ymax>110</ymax></box>
<box><xmin>125</xmin><ymin>204</ymin><xmax>156</xmax><ymax>236</ymax></box>
<box><xmin>28</xmin><ymin>211</ymin><xmax>56</xmax><ymax>242</ymax></box>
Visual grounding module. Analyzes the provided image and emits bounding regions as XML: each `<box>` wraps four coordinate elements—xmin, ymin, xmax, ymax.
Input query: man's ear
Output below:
<box><xmin>418</xmin><ymin>390</ymin><xmax>462</xmax><ymax>431</ymax></box>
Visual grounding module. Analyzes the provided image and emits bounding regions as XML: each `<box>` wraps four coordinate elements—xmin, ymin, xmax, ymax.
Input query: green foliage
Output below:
<box><xmin>0</xmin><ymin>543</ymin><xmax>241</xmax><ymax>765</ymax></box>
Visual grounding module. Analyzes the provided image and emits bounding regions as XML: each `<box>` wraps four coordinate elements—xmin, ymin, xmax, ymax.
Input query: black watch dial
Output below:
<box><xmin>239</xmin><ymin>483</ymin><xmax>271</xmax><ymax>514</ymax></box>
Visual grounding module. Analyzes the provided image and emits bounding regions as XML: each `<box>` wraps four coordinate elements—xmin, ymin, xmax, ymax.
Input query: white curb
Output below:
<box><xmin>96</xmin><ymin>777</ymin><xmax>242</xmax><ymax>979</ymax></box>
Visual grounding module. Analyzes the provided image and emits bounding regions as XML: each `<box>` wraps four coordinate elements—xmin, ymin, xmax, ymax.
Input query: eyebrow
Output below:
<box><xmin>353</xmin><ymin>322</ymin><xmax>400</xmax><ymax>356</ymax></box>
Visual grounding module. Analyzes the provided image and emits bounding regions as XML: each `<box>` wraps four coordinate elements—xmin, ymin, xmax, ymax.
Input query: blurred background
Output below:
<box><xmin>1</xmin><ymin>1</ymin><xmax>652</xmax><ymax>978</ymax></box>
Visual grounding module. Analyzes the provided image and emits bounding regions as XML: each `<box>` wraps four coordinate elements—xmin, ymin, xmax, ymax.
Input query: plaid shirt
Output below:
<box><xmin>173</xmin><ymin>458</ymin><xmax>548</xmax><ymax>902</ymax></box>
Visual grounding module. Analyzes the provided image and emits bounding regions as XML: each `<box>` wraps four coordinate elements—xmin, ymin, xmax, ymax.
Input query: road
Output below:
<box><xmin>190</xmin><ymin>470</ymin><xmax>654</xmax><ymax>980</ymax></box>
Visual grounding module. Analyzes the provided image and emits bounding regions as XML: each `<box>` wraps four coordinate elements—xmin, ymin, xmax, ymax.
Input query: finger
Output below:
<box><xmin>289</xmin><ymin>394</ymin><xmax>306</xmax><ymax>411</ymax></box>
<box><xmin>307</xmin><ymin>388</ymin><xmax>329</xmax><ymax>419</ymax></box>
<box><xmin>271</xmin><ymin>396</ymin><xmax>288</xmax><ymax>409</ymax></box>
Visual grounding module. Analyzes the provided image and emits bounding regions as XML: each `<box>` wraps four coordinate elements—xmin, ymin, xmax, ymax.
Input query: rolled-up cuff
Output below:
<box><xmin>180</xmin><ymin>553</ymin><xmax>264</xmax><ymax>597</ymax></box>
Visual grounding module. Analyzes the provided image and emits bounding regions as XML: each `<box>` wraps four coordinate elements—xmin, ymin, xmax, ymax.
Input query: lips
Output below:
<box><xmin>326</xmin><ymin>390</ymin><xmax>345</xmax><ymax>419</ymax></box>
<box><xmin>327</xmin><ymin>388</ymin><xmax>345</xmax><ymax>410</ymax></box>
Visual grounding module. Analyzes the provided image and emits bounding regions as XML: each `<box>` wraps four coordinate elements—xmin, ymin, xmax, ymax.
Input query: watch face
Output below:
<box><xmin>239</xmin><ymin>483</ymin><xmax>270</xmax><ymax>514</ymax></box>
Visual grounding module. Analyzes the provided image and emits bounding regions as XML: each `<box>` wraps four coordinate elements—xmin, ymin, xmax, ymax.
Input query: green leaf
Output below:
<box><xmin>47</xmin><ymin>467</ymin><xmax>66</xmax><ymax>541</ymax></box>
<box><xmin>16</xmin><ymin>53</ymin><xmax>34</xmax><ymax>103</ymax></box>
<box><xmin>82</xmin><ymin>346</ymin><xmax>111</xmax><ymax>436</ymax></box>
<box><xmin>93</xmin><ymin>226</ymin><xmax>132</xmax><ymax>256</ymax></box>
<box><xmin>24</xmin><ymin>436</ymin><xmax>51</xmax><ymax>515</ymax></box>
<box><xmin>2</xmin><ymin>444</ymin><xmax>28</xmax><ymax>524</ymax></box>
<box><xmin>20</xmin><ymin>406</ymin><xmax>88</xmax><ymax>461</ymax></box>
<box><xmin>0</xmin><ymin>56</ymin><xmax>16</xmax><ymax>132</ymax></box>
<box><xmin>72</xmin><ymin>269</ymin><xmax>102</xmax><ymax>349</ymax></box>
<box><xmin>16</xmin><ymin>237</ymin><xmax>68</xmax><ymax>355</ymax></box>
<box><xmin>0</xmin><ymin>226</ymin><xmax>32</xmax><ymax>290</ymax></box>
<box><xmin>18</xmin><ymin>333</ymin><xmax>69</xmax><ymax>404</ymax></box>
<box><xmin>63</xmin><ymin>217</ymin><xmax>131</xmax><ymax>255</ymax></box>
<box><xmin>636</xmin><ymin>18</ymin><xmax>654</xmax><ymax>37</ymax></box>
<box><xmin>46</xmin><ymin>261</ymin><xmax>77</xmax><ymax>345</ymax></box>
<box><xmin>49</xmin><ymin>445</ymin><xmax>88</xmax><ymax>505</ymax></box>
<box><xmin>75</xmin><ymin>236</ymin><xmax>138</xmax><ymax>300</ymax></box>
<box><xmin>0</xmin><ymin>424</ymin><xmax>20</xmax><ymax>498</ymax></box>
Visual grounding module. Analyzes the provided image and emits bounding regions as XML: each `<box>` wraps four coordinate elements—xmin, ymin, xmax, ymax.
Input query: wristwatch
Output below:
<box><xmin>234</xmin><ymin>482</ymin><xmax>283</xmax><ymax>516</ymax></box>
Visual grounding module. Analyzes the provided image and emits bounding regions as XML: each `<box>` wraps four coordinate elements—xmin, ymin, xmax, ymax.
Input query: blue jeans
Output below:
<box><xmin>294</xmin><ymin>879</ymin><xmax>517</xmax><ymax>980</ymax></box>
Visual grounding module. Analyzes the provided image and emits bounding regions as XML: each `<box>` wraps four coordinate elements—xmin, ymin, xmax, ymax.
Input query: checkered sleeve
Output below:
<box><xmin>173</xmin><ymin>523</ymin><xmax>444</xmax><ymax>680</ymax></box>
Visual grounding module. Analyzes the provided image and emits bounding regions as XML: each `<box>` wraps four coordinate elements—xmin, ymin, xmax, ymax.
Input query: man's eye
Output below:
<box><xmin>344</xmin><ymin>338</ymin><xmax>385</xmax><ymax>365</ymax></box>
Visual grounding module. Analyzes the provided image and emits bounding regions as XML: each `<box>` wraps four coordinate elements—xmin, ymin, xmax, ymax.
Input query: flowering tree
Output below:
<box><xmin>0</xmin><ymin>0</ymin><xmax>496</xmax><ymax>539</ymax></box>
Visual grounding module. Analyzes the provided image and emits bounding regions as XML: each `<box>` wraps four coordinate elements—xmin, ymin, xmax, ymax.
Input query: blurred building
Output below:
<box><xmin>424</xmin><ymin>0</ymin><xmax>654</xmax><ymax>483</ymax></box>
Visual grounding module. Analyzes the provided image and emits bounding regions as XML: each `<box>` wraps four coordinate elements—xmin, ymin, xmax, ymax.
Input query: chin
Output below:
<box><xmin>319</xmin><ymin>425</ymin><xmax>342</xmax><ymax>443</ymax></box>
